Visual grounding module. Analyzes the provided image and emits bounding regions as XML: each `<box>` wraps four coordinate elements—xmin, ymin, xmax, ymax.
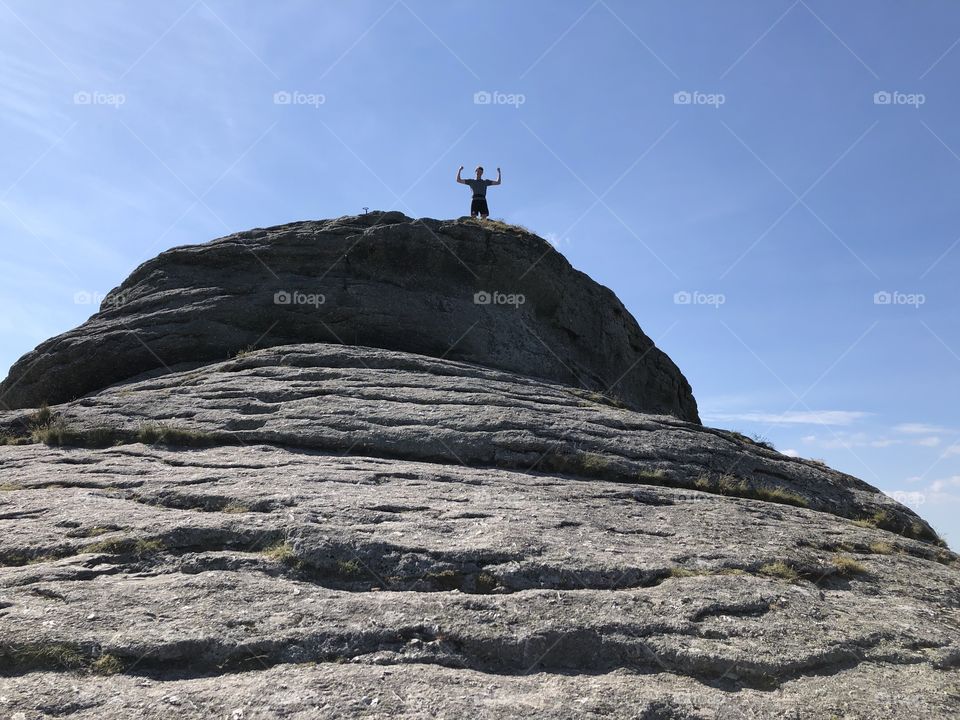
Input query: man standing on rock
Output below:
<box><xmin>457</xmin><ymin>165</ymin><xmax>501</xmax><ymax>219</ymax></box>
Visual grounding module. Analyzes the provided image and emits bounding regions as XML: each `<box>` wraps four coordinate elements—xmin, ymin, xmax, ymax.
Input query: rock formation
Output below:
<box><xmin>0</xmin><ymin>212</ymin><xmax>699</xmax><ymax>423</ymax></box>
<box><xmin>0</xmin><ymin>213</ymin><xmax>957</xmax><ymax>719</ymax></box>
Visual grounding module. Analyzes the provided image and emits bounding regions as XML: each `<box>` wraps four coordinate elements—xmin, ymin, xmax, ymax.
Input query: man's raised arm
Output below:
<box><xmin>491</xmin><ymin>167</ymin><xmax>502</xmax><ymax>186</ymax></box>
<box><xmin>456</xmin><ymin>165</ymin><xmax>465</xmax><ymax>184</ymax></box>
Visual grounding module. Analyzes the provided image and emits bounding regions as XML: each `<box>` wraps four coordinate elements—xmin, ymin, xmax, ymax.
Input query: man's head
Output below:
<box><xmin>475</xmin><ymin>166</ymin><xmax>484</xmax><ymax>179</ymax></box>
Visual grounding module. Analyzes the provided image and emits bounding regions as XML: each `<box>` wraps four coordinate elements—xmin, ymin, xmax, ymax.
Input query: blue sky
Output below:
<box><xmin>1</xmin><ymin>1</ymin><xmax>958</xmax><ymax>548</ymax></box>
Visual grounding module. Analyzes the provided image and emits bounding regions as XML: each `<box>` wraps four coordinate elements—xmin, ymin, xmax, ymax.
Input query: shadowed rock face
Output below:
<box><xmin>0</xmin><ymin>216</ymin><xmax>957</xmax><ymax>719</ymax></box>
<box><xmin>0</xmin><ymin>212</ymin><xmax>699</xmax><ymax>422</ymax></box>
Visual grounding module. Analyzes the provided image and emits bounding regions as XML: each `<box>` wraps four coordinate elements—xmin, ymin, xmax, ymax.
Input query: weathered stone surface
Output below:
<box><xmin>0</xmin><ymin>213</ymin><xmax>699</xmax><ymax>421</ymax></box>
<box><xmin>0</xmin><ymin>218</ymin><xmax>956</xmax><ymax>718</ymax></box>
<box><xmin>0</xmin><ymin>344</ymin><xmax>957</xmax><ymax>718</ymax></box>
<box><xmin>0</xmin><ymin>344</ymin><xmax>938</xmax><ymax>540</ymax></box>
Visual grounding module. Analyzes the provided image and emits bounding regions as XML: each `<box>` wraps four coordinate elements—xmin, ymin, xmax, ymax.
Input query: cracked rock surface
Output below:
<box><xmin>0</xmin><ymin>216</ymin><xmax>957</xmax><ymax>718</ymax></box>
<box><xmin>0</xmin><ymin>345</ymin><xmax>957</xmax><ymax>718</ymax></box>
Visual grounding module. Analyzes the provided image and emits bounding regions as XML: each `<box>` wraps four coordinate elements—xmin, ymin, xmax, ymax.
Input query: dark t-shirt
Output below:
<box><xmin>464</xmin><ymin>178</ymin><xmax>494</xmax><ymax>197</ymax></box>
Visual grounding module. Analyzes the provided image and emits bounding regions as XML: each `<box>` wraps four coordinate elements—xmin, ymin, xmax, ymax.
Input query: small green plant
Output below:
<box><xmin>426</xmin><ymin>568</ymin><xmax>462</xmax><ymax>590</ymax></box>
<box><xmin>831</xmin><ymin>554</ymin><xmax>868</xmax><ymax>577</ymax></box>
<box><xmin>136</xmin><ymin>423</ymin><xmax>217</xmax><ymax>447</ymax></box>
<box><xmin>692</xmin><ymin>475</ymin><xmax>809</xmax><ymax>509</ymax></box>
<box><xmin>29</xmin><ymin>403</ymin><xmax>54</xmax><ymax>428</ymax></box>
<box><xmin>750</xmin><ymin>434</ymin><xmax>776</xmax><ymax>450</ymax></box>
<box><xmin>83</xmin><ymin>538</ymin><xmax>133</xmax><ymax>555</ymax></box>
<box><xmin>233</xmin><ymin>345</ymin><xmax>257</xmax><ymax>359</ymax></box>
<box><xmin>759</xmin><ymin>561</ymin><xmax>799</xmax><ymax>582</ymax></box>
<box><xmin>8</xmin><ymin>643</ymin><xmax>87</xmax><ymax>671</ymax></box>
<box><xmin>90</xmin><ymin>654</ymin><xmax>124</xmax><ymax>675</ymax></box>
<box><xmin>669</xmin><ymin>567</ymin><xmax>698</xmax><ymax>578</ymax></box>
<box><xmin>475</xmin><ymin>572</ymin><xmax>498</xmax><ymax>594</ymax></box>
<box><xmin>134</xmin><ymin>539</ymin><xmax>164</xmax><ymax>556</ymax></box>
<box><xmin>482</xmin><ymin>218</ymin><xmax>532</xmax><ymax>234</ymax></box>
<box><xmin>753</xmin><ymin>487</ymin><xmax>809</xmax><ymax>508</ymax></box>
<box><xmin>82</xmin><ymin>537</ymin><xmax>163</xmax><ymax>557</ymax></box>
<box><xmin>0</xmin><ymin>482</ymin><xmax>20</xmax><ymax>491</ymax></box>
<box><xmin>543</xmin><ymin>450</ymin><xmax>617</xmax><ymax>479</ymax></box>
<box><xmin>637</xmin><ymin>469</ymin><xmax>667</xmax><ymax>483</ymax></box>
<box><xmin>263</xmin><ymin>541</ymin><xmax>298</xmax><ymax>566</ymax></box>
<box><xmin>570</xmin><ymin>389</ymin><xmax>628</xmax><ymax>409</ymax></box>
<box><xmin>868</xmin><ymin>541</ymin><xmax>895</xmax><ymax>555</ymax></box>
<box><xmin>336</xmin><ymin>559</ymin><xmax>362</xmax><ymax>578</ymax></box>
<box><xmin>32</xmin><ymin>422</ymin><xmax>119</xmax><ymax>448</ymax></box>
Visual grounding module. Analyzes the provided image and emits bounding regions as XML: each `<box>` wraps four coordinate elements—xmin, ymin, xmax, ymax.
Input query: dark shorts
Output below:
<box><xmin>471</xmin><ymin>196</ymin><xmax>489</xmax><ymax>215</ymax></box>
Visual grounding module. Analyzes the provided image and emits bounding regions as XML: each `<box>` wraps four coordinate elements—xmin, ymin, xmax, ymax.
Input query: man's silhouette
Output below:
<box><xmin>457</xmin><ymin>165</ymin><xmax>501</xmax><ymax>219</ymax></box>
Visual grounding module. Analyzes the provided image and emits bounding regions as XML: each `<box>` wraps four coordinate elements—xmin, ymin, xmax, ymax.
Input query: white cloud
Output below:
<box><xmin>944</xmin><ymin>445</ymin><xmax>960</xmax><ymax>458</ymax></box>
<box><xmin>812</xmin><ymin>432</ymin><xmax>898</xmax><ymax>450</ymax></box>
<box><xmin>929</xmin><ymin>476</ymin><xmax>960</xmax><ymax>494</ymax></box>
<box><xmin>780</xmin><ymin>448</ymin><xmax>800</xmax><ymax>457</ymax></box>
<box><xmin>704</xmin><ymin>410</ymin><xmax>869</xmax><ymax>426</ymax></box>
<box><xmin>914</xmin><ymin>436</ymin><xmax>941</xmax><ymax>447</ymax></box>
<box><xmin>895</xmin><ymin>423</ymin><xmax>949</xmax><ymax>435</ymax></box>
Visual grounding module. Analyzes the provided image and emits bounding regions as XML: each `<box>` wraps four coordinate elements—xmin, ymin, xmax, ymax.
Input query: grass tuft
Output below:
<box><xmin>425</xmin><ymin>568</ymin><xmax>462</xmax><ymax>590</ymax></box>
<box><xmin>831</xmin><ymin>553</ymin><xmax>868</xmax><ymax>577</ymax></box>
<box><xmin>868</xmin><ymin>541</ymin><xmax>895</xmax><ymax>555</ymax></box>
<box><xmin>82</xmin><ymin>537</ymin><xmax>163</xmax><ymax>557</ymax></box>
<box><xmin>694</xmin><ymin>474</ymin><xmax>809</xmax><ymax>509</ymax></box>
<box><xmin>90</xmin><ymin>654</ymin><xmax>124</xmax><ymax>675</ymax></box>
<box><xmin>336</xmin><ymin>559</ymin><xmax>362</xmax><ymax>578</ymax></box>
<box><xmin>262</xmin><ymin>541</ymin><xmax>298</xmax><ymax>566</ymax></box>
<box><xmin>475</xmin><ymin>572</ymin><xmax>498</xmax><ymax>594</ymax></box>
<box><xmin>136</xmin><ymin>422</ymin><xmax>217</xmax><ymax>447</ymax></box>
<box><xmin>759</xmin><ymin>561</ymin><xmax>800</xmax><ymax>582</ymax></box>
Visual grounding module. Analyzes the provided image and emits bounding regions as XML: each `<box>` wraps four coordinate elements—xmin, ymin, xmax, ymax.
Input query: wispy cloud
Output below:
<box><xmin>930</xmin><ymin>476</ymin><xmax>960</xmax><ymax>493</ymax></box>
<box><xmin>704</xmin><ymin>410</ymin><xmax>869</xmax><ymax>426</ymax></box>
<box><xmin>895</xmin><ymin>422</ymin><xmax>950</xmax><ymax>435</ymax></box>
